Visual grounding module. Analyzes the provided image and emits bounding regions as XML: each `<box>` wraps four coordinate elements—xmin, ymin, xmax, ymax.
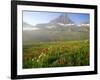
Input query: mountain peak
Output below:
<box><xmin>50</xmin><ymin>13</ymin><xmax>74</xmax><ymax>24</ymax></box>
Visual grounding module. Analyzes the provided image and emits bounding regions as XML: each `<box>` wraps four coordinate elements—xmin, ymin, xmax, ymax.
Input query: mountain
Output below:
<box><xmin>23</xmin><ymin>14</ymin><xmax>89</xmax><ymax>32</ymax></box>
<box><xmin>49</xmin><ymin>13</ymin><xmax>74</xmax><ymax>24</ymax></box>
<box><xmin>36</xmin><ymin>14</ymin><xmax>75</xmax><ymax>30</ymax></box>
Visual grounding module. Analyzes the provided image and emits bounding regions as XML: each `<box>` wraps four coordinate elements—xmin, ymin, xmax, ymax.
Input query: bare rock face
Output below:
<box><xmin>49</xmin><ymin>13</ymin><xmax>73</xmax><ymax>24</ymax></box>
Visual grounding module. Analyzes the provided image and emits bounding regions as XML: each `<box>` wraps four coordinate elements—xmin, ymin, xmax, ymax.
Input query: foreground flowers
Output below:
<box><xmin>23</xmin><ymin>40</ymin><xmax>89</xmax><ymax>68</ymax></box>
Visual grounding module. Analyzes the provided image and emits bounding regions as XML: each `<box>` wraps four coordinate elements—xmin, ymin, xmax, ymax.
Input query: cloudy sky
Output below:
<box><xmin>23</xmin><ymin>11</ymin><xmax>90</xmax><ymax>26</ymax></box>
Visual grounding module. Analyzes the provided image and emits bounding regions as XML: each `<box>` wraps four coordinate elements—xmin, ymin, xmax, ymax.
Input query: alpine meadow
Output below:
<box><xmin>22</xmin><ymin>11</ymin><xmax>90</xmax><ymax>68</ymax></box>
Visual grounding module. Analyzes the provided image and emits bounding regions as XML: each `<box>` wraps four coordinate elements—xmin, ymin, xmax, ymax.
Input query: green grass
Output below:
<box><xmin>23</xmin><ymin>40</ymin><xmax>89</xmax><ymax>68</ymax></box>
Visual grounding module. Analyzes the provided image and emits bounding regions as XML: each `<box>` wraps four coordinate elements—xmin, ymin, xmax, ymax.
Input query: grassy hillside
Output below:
<box><xmin>23</xmin><ymin>30</ymin><xmax>89</xmax><ymax>45</ymax></box>
<box><xmin>23</xmin><ymin>40</ymin><xmax>89</xmax><ymax>68</ymax></box>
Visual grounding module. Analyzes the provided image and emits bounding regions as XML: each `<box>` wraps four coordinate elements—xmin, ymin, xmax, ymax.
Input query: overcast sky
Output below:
<box><xmin>23</xmin><ymin>11</ymin><xmax>90</xmax><ymax>26</ymax></box>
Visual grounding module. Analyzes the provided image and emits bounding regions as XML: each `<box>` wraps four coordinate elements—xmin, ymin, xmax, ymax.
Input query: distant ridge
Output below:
<box><xmin>23</xmin><ymin>22</ymin><xmax>33</xmax><ymax>28</ymax></box>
